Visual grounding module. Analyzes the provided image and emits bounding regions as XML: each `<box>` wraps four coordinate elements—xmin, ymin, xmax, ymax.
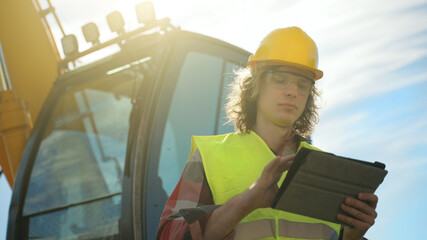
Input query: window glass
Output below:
<box><xmin>145</xmin><ymin>51</ymin><xmax>223</xmax><ymax>239</ymax></box>
<box><xmin>28</xmin><ymin>195</ymin><xmax>121</xmax><ymax>239</ymax></box>
<box><xmin>23</xmin><ymin>66</ymin><xmax>145</xmax><ymax>239</ymax></box>
<box><xmin>216</xmin><ymin>62</ymin><xmax>240</xmax><ymax>134</ymax></box>
<box><xmin>157</xmin><ymin>52</ymin><xmax>223</xmax><ymax>196</ymax></box>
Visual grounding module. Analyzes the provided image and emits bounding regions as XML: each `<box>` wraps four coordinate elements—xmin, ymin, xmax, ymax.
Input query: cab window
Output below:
<box><xmin>22</xmin><ymin>67</ymin><xmax>144</xmax><ymax>239</ymax></box>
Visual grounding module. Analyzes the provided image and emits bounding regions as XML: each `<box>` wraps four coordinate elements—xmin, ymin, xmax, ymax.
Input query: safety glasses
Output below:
<box><xmin>266</xmin><ymin>69</ymin><xmax>314</xmax><ymax>95</ymax></box>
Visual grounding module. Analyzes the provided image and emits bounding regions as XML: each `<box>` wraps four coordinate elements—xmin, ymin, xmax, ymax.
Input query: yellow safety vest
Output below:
<box><xmin>190</xmin><ymin>131</ymin><xmax>341</xmax><ymax>240</ymax></box>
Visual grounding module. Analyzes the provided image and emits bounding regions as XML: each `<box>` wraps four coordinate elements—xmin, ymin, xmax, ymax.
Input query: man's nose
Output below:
<box><xmin>284</xmin><ymin>81</ymin><xmax>298</xmax><ymax>97</ymax></box>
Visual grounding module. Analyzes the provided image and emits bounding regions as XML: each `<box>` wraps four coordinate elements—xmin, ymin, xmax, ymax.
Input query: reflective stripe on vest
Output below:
<box><xmin>234</xmin><ymin>219</ymin><xmax>338</xmax><ymax>240</ymax></box>
<box><xmin>190</xmin><ymin>131</ymin><xmax>341</xmax><ymax>239</ymax></box>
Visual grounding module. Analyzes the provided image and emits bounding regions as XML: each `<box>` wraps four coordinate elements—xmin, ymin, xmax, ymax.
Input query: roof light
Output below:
<box><xmin>82</xmin><ymin>22</ymin><xmax>100</xmax><ymax>45</ymax></box>
<box><xmin>107</xmin><ymin>11</ymin><xmax>125</xmax><ymax>34</ymax></box>
<box><xmin>136</xmin><ymin>1</ymin><xmax>156</xmax><ymax>24</ymax></box>
<box><xmin>61</xmin><ymin>34</ymin><xmax>79</xmax><ymax>56</ymax></box>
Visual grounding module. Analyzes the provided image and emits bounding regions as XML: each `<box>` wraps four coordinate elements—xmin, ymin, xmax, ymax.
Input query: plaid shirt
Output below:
<box><xmin>156</xmin><ymin>149</ymin><xmax>228</xmax><ymax>239</ymax></box>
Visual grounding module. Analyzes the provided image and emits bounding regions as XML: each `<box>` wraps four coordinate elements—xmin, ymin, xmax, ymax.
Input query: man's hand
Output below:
<box><xmin>244</xmin><ymin>154</ymin><xmax>295</xmax><ymax>210</ymax></box>
<box><xmin>338</xmin><ymin>193</ymin><xmax>378</xmax><ymax>240</ymax></box>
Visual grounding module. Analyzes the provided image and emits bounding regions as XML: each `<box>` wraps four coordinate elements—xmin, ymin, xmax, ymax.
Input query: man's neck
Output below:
<box><xmin>251</xmin><ymin>120</ymin><xmax>295</xmax><ymax>154</ymax></box>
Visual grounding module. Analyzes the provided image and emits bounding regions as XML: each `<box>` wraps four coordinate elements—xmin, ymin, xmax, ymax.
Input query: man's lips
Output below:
<box><xmin>279</xmin><ymin>103</ymin><xmax>297</xmax><ymax>110</ymax></box>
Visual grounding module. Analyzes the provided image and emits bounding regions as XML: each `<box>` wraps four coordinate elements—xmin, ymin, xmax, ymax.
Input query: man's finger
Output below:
<box><xmin>264</xmin><ymin>154</ymin><xmax>295</xmax><ymax>171</ymax></box>
<box><xmin>344</xmin><ymin>197</ymin><xmax>377</xmax><ymax>217</ymax></box>
<box><xmin>337</xmin><ymin>214</ymin><xmax>372</xmax><ymax>232</ymax></box>
<box><xmin>280</xmin><ymin>154</ymin><xmax>296</xmax><ymax>161</ymax></box>
<box><xmin>340</xmin><ymin>203</ymin><xmax>376</xmax><ymax>224</ymax></box>
<box><xmin>278</xmin><ymin>159</ymin><xmax>293</xmax><ymax>172</ymax></box>
<box><xmin>271</xmin><ymin>155</ymin><xmax>294</xmax><ymax>172</ymax></box>
<box><xmin>358</xmin><ymin>193</ymin><xmax>378</xmax><ymax>208</ymax></box>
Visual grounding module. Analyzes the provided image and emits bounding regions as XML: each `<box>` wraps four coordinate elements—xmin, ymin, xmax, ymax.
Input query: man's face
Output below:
<box><xmin>256</xmin><ymin>68</ymin><xmax>313</xmax><ymax>127</ymax></box>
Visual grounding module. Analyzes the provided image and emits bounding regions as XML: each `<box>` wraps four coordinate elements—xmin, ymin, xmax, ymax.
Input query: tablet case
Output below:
<box><xmin>271</xmin><ymin>148</ymin><xmax>388</xmax><ymax>225</ymax></box>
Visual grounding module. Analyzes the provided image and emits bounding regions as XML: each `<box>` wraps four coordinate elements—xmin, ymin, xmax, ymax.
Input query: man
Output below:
<box><xmin>157</xmin><ymin>27</ymin><xmax>378</xmax><ymax>240</ymax></box>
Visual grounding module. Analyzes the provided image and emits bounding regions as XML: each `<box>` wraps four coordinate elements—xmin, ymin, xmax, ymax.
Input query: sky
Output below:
<box><xmin>1</xmin><ymin>0</ymin><xmax>427</xmax><ymax>239</ymax></box>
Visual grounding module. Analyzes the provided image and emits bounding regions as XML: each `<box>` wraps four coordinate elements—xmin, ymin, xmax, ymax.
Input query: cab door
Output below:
<box><xmin>122</xmin><ymin>31</ymin><xmax>250</xmax><ymax>240</ymax></box>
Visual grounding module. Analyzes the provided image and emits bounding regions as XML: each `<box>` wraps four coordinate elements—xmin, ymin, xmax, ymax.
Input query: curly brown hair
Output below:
<box><xmin>225</xmin><ymin>64</ymin><xmax>321</xmax><ymax>137</ymax></box>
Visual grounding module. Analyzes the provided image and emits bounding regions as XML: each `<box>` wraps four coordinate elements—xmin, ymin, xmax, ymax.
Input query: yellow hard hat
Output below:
<box><xmin>248</xmin><ymin>27</ymin><xmax>323</xmax><ymax>80</ymax></box>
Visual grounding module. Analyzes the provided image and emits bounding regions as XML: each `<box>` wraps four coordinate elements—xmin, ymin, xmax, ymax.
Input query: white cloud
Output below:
<box><xmin>311</xmin><ymin>111</ymin><xmax>370</xmax><ymax>152</ymax></box>
<box><xmin>314</xmin><ymin>0</ymin><xmax>427</xmax><ymax>110</ymax></box>
<box><xmin>313</xmin><ymin>106</ymin><xmax>427</xmax><ymax>162</ymax></box>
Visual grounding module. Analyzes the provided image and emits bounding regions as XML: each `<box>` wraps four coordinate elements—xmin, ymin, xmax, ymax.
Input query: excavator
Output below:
<box><xmin>0</xmin><ymin>1</ymin><xmax>250</xmax><ymax>239</ymax></box>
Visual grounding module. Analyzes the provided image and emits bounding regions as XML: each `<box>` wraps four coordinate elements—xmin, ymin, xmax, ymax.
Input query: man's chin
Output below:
<box><xmin>275</xmin><ymin>120</ymin><xmax>295</xmax><ymax>128</ymax></box>
<box><xmin>273</xmin><ymin>115</ymin><xmax>297</xmax><ymax>126</ymax></box>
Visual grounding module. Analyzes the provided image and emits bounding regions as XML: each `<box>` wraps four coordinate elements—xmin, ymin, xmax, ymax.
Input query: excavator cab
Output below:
<box><xmin>7</xmin><ymin>15</ymin><xmax>250</xmax><ymax>239</ymax></box>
